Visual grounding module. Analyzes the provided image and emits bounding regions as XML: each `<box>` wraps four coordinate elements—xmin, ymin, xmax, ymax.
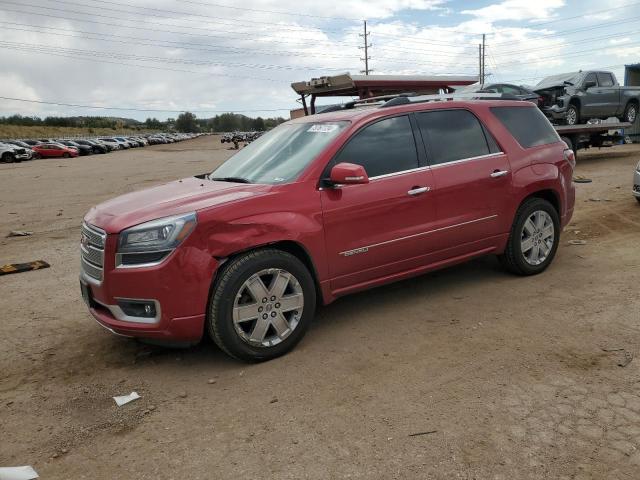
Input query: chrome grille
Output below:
<box><xmin>81</xmin><ymin>223</ymin><xmax>106</xmax><ymax>282</ymax></box>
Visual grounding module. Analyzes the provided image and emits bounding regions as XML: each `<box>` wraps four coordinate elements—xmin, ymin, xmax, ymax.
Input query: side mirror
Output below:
<box><xmin>584</xmin><ymin>80</ymin><xmax>596</xmax><ymax>89</ymax></box>
<box><xmin>329</xmin><ymin>162</ymin><xmax>369</xmax><ymax>185</ymax></box>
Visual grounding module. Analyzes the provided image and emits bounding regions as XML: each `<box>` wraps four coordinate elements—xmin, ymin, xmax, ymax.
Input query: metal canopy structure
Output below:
<box><xmin>290</xmin><ymin>73</ymin><xmax>479</xmax><ymax>116</ymax></box>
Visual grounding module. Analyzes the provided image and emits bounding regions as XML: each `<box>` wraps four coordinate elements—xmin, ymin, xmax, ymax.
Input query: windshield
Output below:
<box><xmin>210</xmin><ymin>121</ymin><xmax>348</xmax><ymax>184</ymax></box>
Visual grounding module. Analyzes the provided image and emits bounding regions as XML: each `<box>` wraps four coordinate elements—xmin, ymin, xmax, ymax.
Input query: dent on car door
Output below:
<box><xmin>415</xmin><ymin>109</ymin><xmax>512</xmax><ymax>252</ymax></box>
<box><xmin>320</xmin><ymin>115</ymin><xmax>437</xmax><ymax>291</ymax></box>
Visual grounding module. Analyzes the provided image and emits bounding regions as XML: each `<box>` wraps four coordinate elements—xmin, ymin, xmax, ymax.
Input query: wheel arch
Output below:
<box><xmin>525</xmin><ymin>189</ymin><xmax>561</xmax><ymax>215</ymax></box>
<box><xmin>210</xmin><ymin>240</ymin><xmax>325</xmax><ymax>308</ymax></box>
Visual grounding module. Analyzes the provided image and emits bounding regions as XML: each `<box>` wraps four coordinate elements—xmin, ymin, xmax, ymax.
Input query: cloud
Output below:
<box><xmin>461</xmin><ymin>0</ymin><xmax>565</xmax><ymax>23</ymax></box>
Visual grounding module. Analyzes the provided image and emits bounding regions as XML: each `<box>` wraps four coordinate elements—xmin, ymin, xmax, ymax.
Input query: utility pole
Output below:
<box><xmin>478</xmin><ymin>43</ymin><xmax>482</xmax><ymax>85</ymax></box>
<box><xmin>481</xmin><ymin>33</ymin><xmax>486</xmax><ymax>85</ymax></box>
<box><xmin>359</xmin><ymin>20</ymin><xmax>372</xmax><ymax>75</ymax></box>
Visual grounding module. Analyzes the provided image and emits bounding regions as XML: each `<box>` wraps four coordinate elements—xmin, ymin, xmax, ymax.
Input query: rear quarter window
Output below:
<box><xmin>490</xmin><ymin>106</ymin><xmax>560</xmax><ymax>148</ymax></box>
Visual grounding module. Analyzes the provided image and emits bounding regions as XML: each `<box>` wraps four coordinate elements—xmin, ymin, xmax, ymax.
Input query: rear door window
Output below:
<box><xmin>416</xmin><ymin>109</ymin><xmax>493</xmax><ymax>165</ymax></box>
<box><xmin>333</xmin><ymin>115</ymin><xmax>418</xmax><ymax>178</ymax></box>
<box><xmin>491</xmin><ymin>106</ymin><xmax>560</xmax><ymax>148</ymax></box>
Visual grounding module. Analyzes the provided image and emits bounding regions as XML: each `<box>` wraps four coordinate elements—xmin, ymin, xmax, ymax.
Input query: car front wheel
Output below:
<box><xmin>499</xmin><ymin>197</ymin><xmax>560</xmax><ymax>275</ymax></box>
<box><xmin>623</xmin><ymin>102</ymin><xmax>637</xmax><ymax>124</ymax></box>
<box><xmin>565</xmin><ymin>104</ymin><xmax>579</xmax><ymax>125</ymax></box>
<box><xmin>208</xmin><ymin>249</ymin><xmax>316</xmax><ymax>362</ymax></box>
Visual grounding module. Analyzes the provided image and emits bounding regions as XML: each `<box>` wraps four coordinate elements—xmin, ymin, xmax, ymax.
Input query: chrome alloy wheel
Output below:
<box><xmin>566</xmin><ymin>107</ymin><xmax>577</xmax><ymax>125</ymax></box>
<box><xmin>521</xmin><ymin>210</ymin><xmax>555</xmax><ymax>266</ymax></box>
<box><xmin>627</xmin><ymin>104</ymin><xmax>637</xmax><ymax>124</ymax></box>
<box><xmin>233</xmin><ymin>268</ymin><xmax>304</xmax><ymax>347</ymax></box>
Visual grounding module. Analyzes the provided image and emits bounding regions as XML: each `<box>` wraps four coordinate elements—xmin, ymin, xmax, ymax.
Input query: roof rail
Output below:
<box><xmin>381</xmin><ymin>92</ymin><xmax>507</xmax><ymax>108</ymax></box>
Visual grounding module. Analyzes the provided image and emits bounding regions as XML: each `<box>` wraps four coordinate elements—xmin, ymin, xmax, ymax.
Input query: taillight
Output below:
<box><xmin>564</xmin><ymin>148</ymin><xmax>576</xmax><ymax>169</ymax></box>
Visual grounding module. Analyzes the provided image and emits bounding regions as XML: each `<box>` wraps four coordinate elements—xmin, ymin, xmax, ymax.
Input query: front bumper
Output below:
<box><xmin>541</xmin><ymin>103</ymin><xmax>568</xmax><ymax>121</ymax></box>
<box><xmin>80</xmin><ymin>227</ymin><xmax>219</xmax><ymax>342</ymax></box>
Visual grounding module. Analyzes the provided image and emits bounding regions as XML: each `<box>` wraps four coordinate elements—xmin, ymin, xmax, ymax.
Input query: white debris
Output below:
<box><xmin>113</xmin><ymin>391</ymin><xmax>140</xmax><ymax>407</ymax></box>
<box><xmin>0</xmin><ymin>466</ymin><xmax>39</xmax><ymax>480</ymax></box>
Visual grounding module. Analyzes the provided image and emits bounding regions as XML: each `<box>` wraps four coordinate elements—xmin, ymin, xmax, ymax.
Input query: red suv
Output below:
<box><xmin>81</xmin><ymin>98</ymin><xmax>575</xmax><ymax>361</ymax></box>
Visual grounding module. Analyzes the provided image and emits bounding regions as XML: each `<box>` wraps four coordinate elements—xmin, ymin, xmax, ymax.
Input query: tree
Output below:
<box><xmin>175</xmin><ymin>112</ymin><xmax>198</xmax><ymax>132</ymax></box>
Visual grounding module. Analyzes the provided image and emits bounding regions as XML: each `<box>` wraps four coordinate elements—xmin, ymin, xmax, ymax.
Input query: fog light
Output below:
<box><xmin>117</xmin><ymin>299</ymin><xmax>157</xmax><ymax>318</ymax></box>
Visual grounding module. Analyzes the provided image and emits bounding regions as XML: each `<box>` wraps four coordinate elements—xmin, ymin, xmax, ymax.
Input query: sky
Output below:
<box><xmin>0</xmin><ymin>0</ymin><xmax>638</xmax><ymax>120</ymax></box>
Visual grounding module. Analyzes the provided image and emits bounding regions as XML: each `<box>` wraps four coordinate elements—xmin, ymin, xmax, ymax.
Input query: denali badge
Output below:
<box><xmin>341</xmin><ymin>247</ymin><xmax>369</xmax><ymax>257</ymax></box>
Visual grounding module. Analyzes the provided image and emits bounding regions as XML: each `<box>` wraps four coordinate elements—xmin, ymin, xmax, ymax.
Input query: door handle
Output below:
<box><xmin>407</xmin><ymin>186</ymin><xmax>431</xmax><ymax>196</ymax></box>
<box><xmin>490</xmin><ymin>170</ymin><xmax>509</xmax><ymax>178</ymax></box>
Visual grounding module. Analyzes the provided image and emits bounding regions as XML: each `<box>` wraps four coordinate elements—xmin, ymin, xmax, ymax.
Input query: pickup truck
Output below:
<box><xmin>534</xmin><ymin>70</ymin><xmax>640</xmax><ymax>125</ymax></box>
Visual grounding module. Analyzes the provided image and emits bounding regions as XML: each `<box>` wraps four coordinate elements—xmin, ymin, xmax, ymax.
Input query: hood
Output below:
<box><xmin>534</xmin><ymin>72</ymin><xmax>582</xmax><ymax>91</ymax></box>
<box><xmin>84</xmin><ymin>176</ymin><xmax>272</xmax><ymax>233</ymax></box>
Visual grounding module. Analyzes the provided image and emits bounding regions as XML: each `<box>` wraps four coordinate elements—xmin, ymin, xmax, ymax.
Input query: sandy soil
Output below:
<box><xmin>1</xmin><ymin>136</ymin><xmax>639</xmax><ymax>479</ymax></box>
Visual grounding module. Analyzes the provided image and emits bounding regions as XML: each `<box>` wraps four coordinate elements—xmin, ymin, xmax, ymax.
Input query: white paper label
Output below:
<box><xmin>307</xmin><ymin>124</ymin><xmax>338</xmax><ymax>133</ymax></box>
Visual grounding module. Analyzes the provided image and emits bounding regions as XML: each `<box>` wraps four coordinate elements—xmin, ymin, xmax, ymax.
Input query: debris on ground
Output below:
<box><xmin>113</xmin><ymin>391</ymin><xmax>140</xmax><ymax>407</ymax></box>
<box><xmin>567</xmin><ymin>240</ymin><xmax>587</xmax><ymax>245</ymax></box>
<box><xmin>207</xmin><ymin>379</ymin><xmax>216</xmax><ymax>384</ymax></box>
<box><xmin>618</xmin><ymin>352</ymin><xmax>634</xmax><ymax>368</ymax></box>
<box><xmin>0</xmin><ymin>466</ymin><xmax>39</xmax><ymax>480</ymax></box>
<box><xmin>0</xmin><ymin>261</ymin><xmax>50</xmax><ymax>276</ymax></box>
<box><xmin>178</xmin><ymin>391</ymin><xmax>187</xmax><ymax>398</ymax></box>
<box><xmin>6</xmin><ymin>230</ymin><xmax>33</xmax><ymax>237</ymax></box>
<box><xmin>270</xmin><ymin>398</ymin><xmax>278</xmax><ymax>404</ymax></box>
<box><xmin>573</xmin><ymin>176</ymin><xmax>593</xmax><ymax>183</ymax></box>
<box><xmin>408</xmin><ymin>430</ymin><xmax>438</xmax><ymax>437</ymax></box>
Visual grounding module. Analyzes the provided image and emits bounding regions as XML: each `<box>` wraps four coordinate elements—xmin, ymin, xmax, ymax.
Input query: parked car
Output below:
<box><xmin>59</xmin><ymin>140</ymin><xmax>93</xmax><ymax>156</ymax></box>
<box><xmin>6</xmin><ymin>141</ymin><xmax>37</xmax><ymax>159</ymax></box>
<box><xmin>457</xmin><ymin>83</ymin><xmax>542</xmax><ymax>105</ymax></box>
<box><xmin>0</xmin><ymin>142</ymin><xmax>31</xmax><ymax>163</ymax></box>
<box><xmin>99</xmin><ymin>138</ymin><xmax>123</xmax><ymax>150</ymax></box>
<box><xmin>535</xmin><ymin>70</ymin><xmax>640</xmax><ymax>125</ymax></box>
<box><xmin>75</xmin><ymin>139</ymin><xmax>108</xmax><ymax>154</ymax></box>
<box><xmin>80</xmin><ymin>98</ymin><xmax>575</xmax><ymax>361</ymax></box>
<box><xmin>32</xmin><ymin>143</ymin><xmax>79</xmax><ymax>158</ymax></box>
<box><xmin>634</xmin><ymin>161</ymin><xmax>640</xmax><ymax>204</ymax></box>
<box><xmin>23</xmin><ymin>140</ymin><xmax>41</xmax><ymax>146</ymax></box>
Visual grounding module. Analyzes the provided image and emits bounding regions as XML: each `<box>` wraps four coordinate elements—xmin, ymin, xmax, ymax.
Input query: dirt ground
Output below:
<box><xmin>1</xmin><ymin>136</ymin><xmax>639</xmax><ymax>479</ymax></box>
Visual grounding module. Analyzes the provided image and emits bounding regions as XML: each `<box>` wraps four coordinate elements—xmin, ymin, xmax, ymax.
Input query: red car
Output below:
<box><xmin>81</xmin><ymin>98</ymin><xmax>575</xmax><ymax>361</ymax></box>
<box><xmin>32</xmin><ymin>143</ymin><xmax>79</xmax><ymax>158</ymax></box>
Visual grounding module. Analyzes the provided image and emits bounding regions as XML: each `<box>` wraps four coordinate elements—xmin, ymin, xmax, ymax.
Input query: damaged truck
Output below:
<box><xmin>535</xmin><ymin>70</ymin><xmax>640</xmax><ymax>126</ymax></box>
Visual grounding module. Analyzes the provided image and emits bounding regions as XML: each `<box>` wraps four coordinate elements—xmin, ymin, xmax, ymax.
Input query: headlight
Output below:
<box><xmin>116</xmin><ymin>212</ymin><xmax>197</xmax><ymax>267</ymax></box>
<box><xmin>636</xmin><ymin>161</ymin><xmax>640</xmax><ymax>173</ymax></box>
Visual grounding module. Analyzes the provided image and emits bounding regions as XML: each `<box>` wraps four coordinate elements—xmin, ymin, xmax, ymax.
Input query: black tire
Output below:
<box><xmin>623</xmin><ymin>102</ymin><xmax>638</xmax><ymax>124</ymax></box>
<box><xmin>636</xmin><ymin>197</ymin><xmax>640</xmax><ymax>204</ymax></box>
<box><xmin>565</xmin><ymin>104</ymin><xmax>580</xmax><ymax>125</ymax></box>
<box><xmin>499</xmin><ymin>197</ymin><xmax>560</xmax><ymax>276</ymax></box>
<box><xmin>208</xmin><ymin>249</ymin><xmax>316</xmax><ymax>362</ymax></box>
<box><xmin>62</xmin><ymin>153</ymin><xmax>70</xmax><ymax>158</ymax></box>
<box><xmin>1</xmin><ymin>152</ymin><xmax>14</xmax><ymax>163</ymax></box>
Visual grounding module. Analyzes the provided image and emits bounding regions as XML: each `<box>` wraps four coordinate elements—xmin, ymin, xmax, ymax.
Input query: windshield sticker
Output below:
<box><xmin>307</xmin><ymin>124</ymin><xmax>339</xmax><ymax>133</ymax></box>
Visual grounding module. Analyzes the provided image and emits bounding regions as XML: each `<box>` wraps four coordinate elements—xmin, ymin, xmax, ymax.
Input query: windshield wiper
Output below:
<box><xmin>209</xmin><ymin>176</ymin><xmax>252</xmax><ymax>184</ymax></box>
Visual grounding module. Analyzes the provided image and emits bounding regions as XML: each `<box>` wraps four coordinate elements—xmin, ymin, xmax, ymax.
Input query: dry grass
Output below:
<box><xmin>0</xmin><ymin>125</ymin><xmax>158</xmax><ymax>140</ymax></box>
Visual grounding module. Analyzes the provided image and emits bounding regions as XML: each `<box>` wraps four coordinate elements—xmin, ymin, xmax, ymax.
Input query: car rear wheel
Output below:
<box><xmin>208</xmin><ymin>249</ymin><xmax>316</xmax><ymax>362</ymax></box>
<box><xmin>623</xmin><ymin>102</ymin><xmax>638</xmax><ymax>124</ymax></box>
<box><xmin>499</xmin><ymin>197</ymin><xmax>560</xmax><ymax>275</ymax></box>
<box><xmin>565</xmin><ymin>104</ymin><xmax>580</xmax><ymax>125</ymax></box>
<box><xmin>62</xmin><ymin>153</ymin><xmax>70</xmax><ymax>158</ymax></box>
<box><xmin>1</xmin><ymin>152</ymin><xmax>14</xmax><ymax>163</ymax></box>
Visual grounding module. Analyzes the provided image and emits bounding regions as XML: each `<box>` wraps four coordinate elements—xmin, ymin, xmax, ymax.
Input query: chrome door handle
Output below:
<box><xmin>490</xmin><ymin>170</ymin><xmax>509</xmax><ymax>178</ymax></box>
<box><xmin>407</xmin><ymin>186</ymin><xmax>431</xmax><ymax>196</ymax></box>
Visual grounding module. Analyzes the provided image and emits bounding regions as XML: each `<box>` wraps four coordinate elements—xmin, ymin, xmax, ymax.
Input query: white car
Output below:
<box><xmin>0</xmin><ymin>142</ymin><xmax>30</xmax><ymax>163</ymax></box>
<box><xmin>633</xmin><ymin>160</ymin><xmax>640</xmax><ymax>204</ymax></box>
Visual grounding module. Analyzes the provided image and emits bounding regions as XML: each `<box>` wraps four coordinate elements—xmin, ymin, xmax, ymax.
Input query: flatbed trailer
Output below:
<box><xmin>554</xmin><ymin>122</ymin><xmax>631</xmax><ymax>158</ymax></box>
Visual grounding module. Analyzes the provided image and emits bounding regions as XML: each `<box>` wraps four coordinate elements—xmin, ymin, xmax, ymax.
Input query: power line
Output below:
<box><xmin>488</xmin><ymin>14</ymin><xmax>640</xmax><ymax>47</ymax></box>
<box><xmin>175</xmin><ymin>0</ymin><xmax>361</xmax><ymax>21</ymax></box>
<box><xmin>491</xmin><ymin>29</ymin><xmax>640</xmax><ymax>57</ymax></box>
<box><xmin>0</xmin><ymin>96</ymin><xmax>292</xmax><ymax>113</ymax></box>
<box><xmin>0</xmin><ymin>21</ymin><xmax>360</xmax><ymax>59</ymax></box>
<box><xmin>38</xmin><ymin>0</ymin><xmax>354</xmax><ymax>35</ymax></box>
<box><xmin>0</xmin><ymin>6</ymin><xmax>362</xmax><ymax>49</ymax></box>
<box><xmin>0</xmin><ymin>40</ymin><xmax>354</xmax><ymax>72</ymax></box>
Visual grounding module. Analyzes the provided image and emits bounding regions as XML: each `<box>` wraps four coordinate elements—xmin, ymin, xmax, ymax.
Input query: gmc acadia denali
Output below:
<box><xmin>80</xmin><ymin>98</ymin><xmax>576</xmax><ymax>361</ymax></box>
